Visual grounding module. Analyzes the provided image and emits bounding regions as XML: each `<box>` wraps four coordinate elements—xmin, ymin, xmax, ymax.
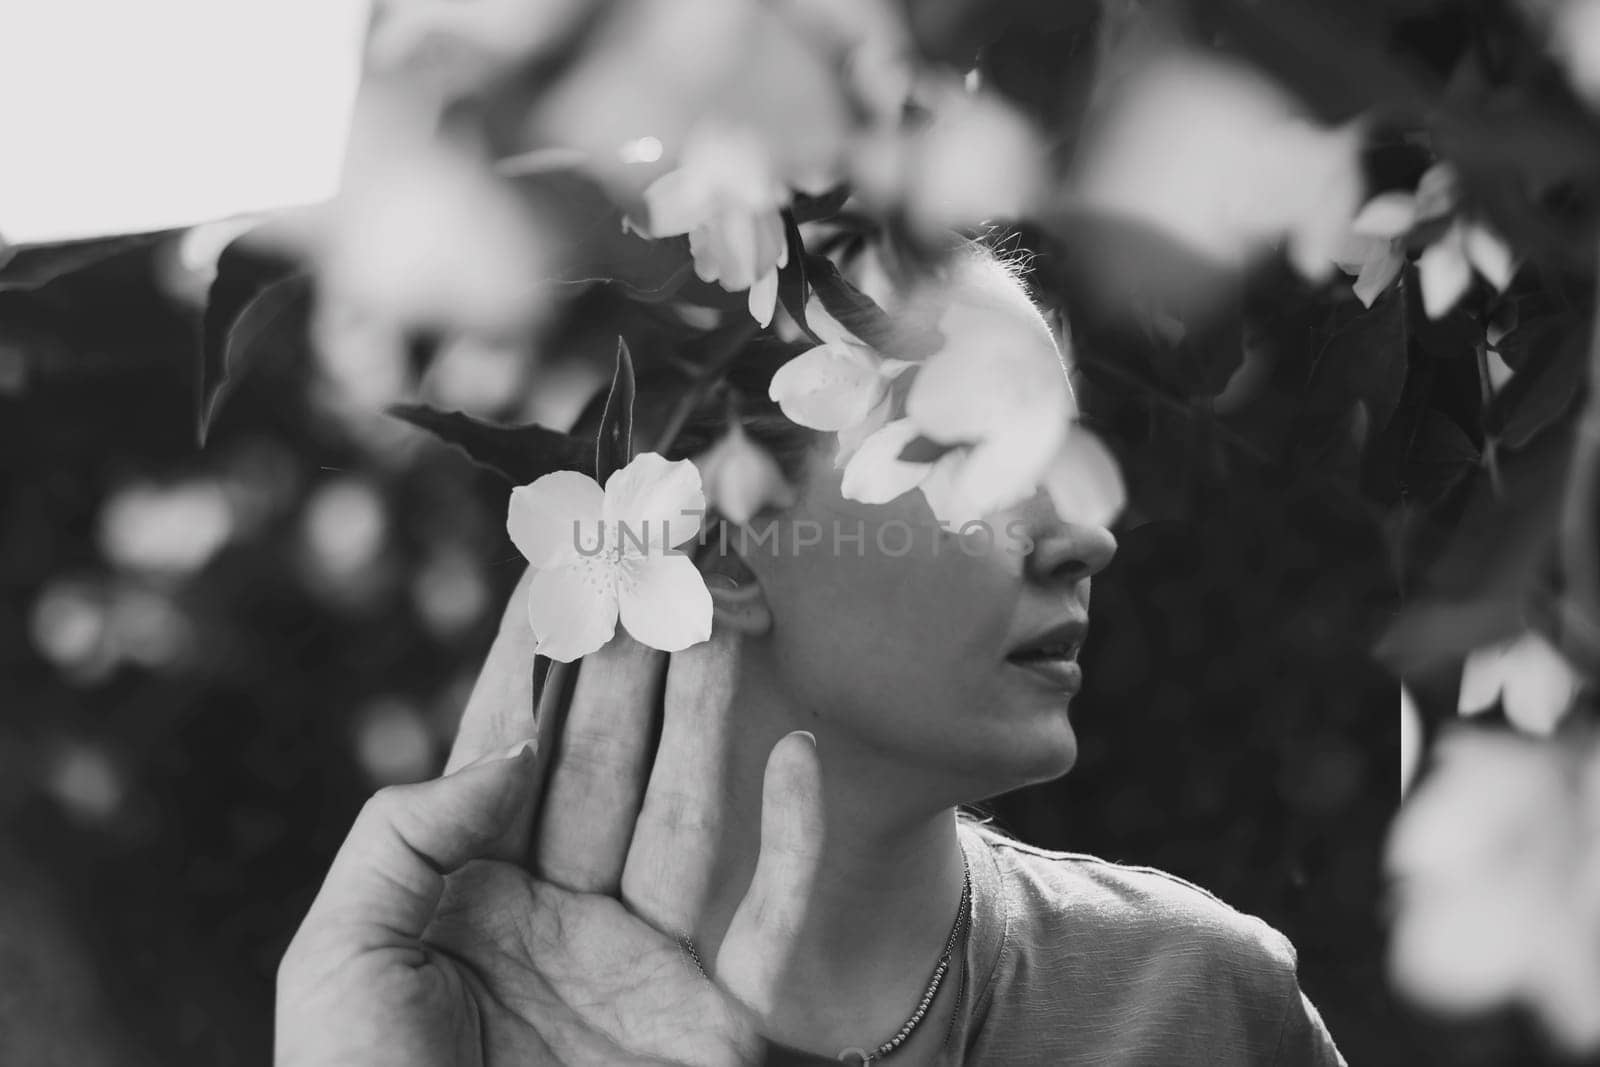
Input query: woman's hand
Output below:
<box><xmin>275</xmin><ymin>570</ymin><xmax>828</xmax><ymax>1066</ymax></box>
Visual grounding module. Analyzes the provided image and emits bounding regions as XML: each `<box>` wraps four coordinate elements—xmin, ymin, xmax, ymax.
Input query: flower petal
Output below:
<box><xmin>1501</xmin><ymin>632</ymin><xmax>1580</xmax><ymax>737</ymax></box>
<box><xmin>834</xmin><ymin>393</ymin><xmax>894</xmax><ymax>470</ymax></box>
<box><xmin>840</xmin><ymin>418</ymin><xmax>932</xmax><ymax>504</ymax></box>
<box><xmin>1418</xmin><ymin>229</ymin><xmax>1472</xmax><ymax>319</ymax></box>
<box><xmin>769</xmin><ymin>342</ymin><xmax>886</xmax><ymax>431</ymax></box>
<box><xmin>602</xmin><ymin>452</ymin><xmax>706</xmax><ymax>554</ymax></box>
<box><xmin>1044</xmin><ymin>427</ymin><xmax>1126</xmax><ymax>528</ymax></box>
<box><xmin>1463</xmin><ymin>223</ymin><xmax>1515</xmax><ymax>292</ymax></box>
<box><xmin>644</xmin><ymin>168</ymin><xmax>711</xmax><ymax>238</ymax></box>
<box><xmin>1352</xmin><ymin>249</ymin><xmax>1404</xmax><ymax>308</ymax></box>
<box><xmin>909</xmin><ymin>296</ymin><xmax>1070</xmax><ymax>443</ymax></box>
<box><xmin>748</xmin><ymin>267</ymin><xmax>779</xmax><ymax>327</ymax></box>
<box><xmin>618</xmin><ymin>553</ymin><xmax>713</xmax><ymax>652</ymax></box>
<box><xmin>697</xmin><ymin>424</ymin><xmax>795</xmax><ymax>523</ymax></box>
<box><xmin>917</xmin><ymin>451</ymin><xmax>985</xmax><ymax>527</ymax></box>
<box><xmin>1352</xmin><ymin>192</ymin><xmax>1418</xmax><ymax>239</ymax></box>
<box><xmin>948</xmin><ymin>419</ymin><xmax>1064</xmax><ymax>519</ymax></box>
<box><xmin>526</xmin><ymin>561</ymin><xmax>619</xmax><ymax>662</ymax></box>
<box><xmin>507</xmin><ymin>471</ymin><xmax>605</xmax><ymax>568</ymax></box>
<box><xmin>1458</xmin><ymin>640</ymin><xmax>1507</xmax><ymax>716</ymax></box>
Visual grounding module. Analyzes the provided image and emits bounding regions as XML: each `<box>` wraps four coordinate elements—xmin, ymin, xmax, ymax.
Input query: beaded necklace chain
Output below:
<box><xmin>679</xmin><ymin>853</ymin><xmax>972</xmax><ymax>1065</ymax></box>
<box><xmin>835</xmin><ymin>854</ymin><xmax>971</xmax><ymax>1064</ymax></box>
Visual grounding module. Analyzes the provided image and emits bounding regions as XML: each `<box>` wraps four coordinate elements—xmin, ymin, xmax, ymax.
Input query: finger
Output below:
<box><xmin>716</xmin><ymin>731</ymin><xmax>825</xmax><ymax>1017</ymax></box>
<box><xmin>446</xmin><ymin>566</ymin><xmax>538</xmax><ymax>773</ymax></box>
<box><xmin>296</xmin><ymin>743</ymin><xmax>538</xmax><ymax>950</ymax></box>
<box><xmin>621</xmin><ymin>625</ymin><xmax>742</xmax><ymax>938</ymax></box>
<box><xmin>534</xmin><ymin>632</ymin><xmax>666</xmax><ymax>894</ymax></box>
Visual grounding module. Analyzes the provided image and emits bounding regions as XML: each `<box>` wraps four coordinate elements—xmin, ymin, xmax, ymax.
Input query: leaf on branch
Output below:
<box><xmin>776</xmin><ymin>213</ymin><xmax>817</xmax><ymax>343</ymax></box>
<box><xmin>387</xmin><ymin>404</ymin><xmax>595</xmax><ymax>484</ymax></box>
<box><xmin>1404</xmin><ymin>408</ymin><xmax>1480</xmax><ymax>505</ymax></box>
<box><xmin>596</xmin><ymin>337</ymin><xmax>636</xmax><ymax>483</ymax></box>
<box><xmin>0</xmin><ymin>231</ymin><xmax>176</xmax><ymax>293</ymax></box>
<box><xmin>805</xmin><ymin>254</ymin><xmax>942</xmax><ymax>359</ymax></box>
<box><xmin>198</xmin><ymin>242</ymin><xmax>310</xmax><ymax>445</ymax></box>
<box><xmin>1485</xmin><ymin>315</ymin><xmax>1589</xmax><ymax>451</ymax></box>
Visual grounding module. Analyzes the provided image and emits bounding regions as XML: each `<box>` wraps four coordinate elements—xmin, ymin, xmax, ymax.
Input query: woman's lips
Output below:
<box><xmin>1007</xmin><ymin>655</ymin><xmax>1083</xmax><ymax>693</ymax></box>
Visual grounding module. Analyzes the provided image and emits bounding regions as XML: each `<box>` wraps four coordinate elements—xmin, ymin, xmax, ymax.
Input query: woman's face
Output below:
<box><xmin>737</xmin><ymin>459</ymin><xmax>1116</xmax><ymax>801</ymax></box>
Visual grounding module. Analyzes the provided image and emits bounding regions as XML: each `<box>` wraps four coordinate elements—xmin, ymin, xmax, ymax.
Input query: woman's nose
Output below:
<box><xmin>1021</xmin><ymin>496</ymin><xmax>1118</xmax><ymax>586</ymax></box>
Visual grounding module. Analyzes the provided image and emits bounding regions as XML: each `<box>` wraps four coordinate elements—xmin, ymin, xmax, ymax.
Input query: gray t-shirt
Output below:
<box><xmin>940</xmin><ymin>821</ymin><xmax>1347</xmax><ymax>1065</ymax></box>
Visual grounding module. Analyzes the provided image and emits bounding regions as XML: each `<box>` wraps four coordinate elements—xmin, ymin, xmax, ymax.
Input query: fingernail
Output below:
<box><xmin>501</xmin><ymin>739</ymin><xmax>536</xmax><ymax>762</ymax></box>
<box><xmin>706</xmin><ymin>573</ymin><xmax>739</xmax><ymax>591</ymax></box>
<box><xmin>794</xmin><ymin>731</ymin><xmax>815</xmax><ymax>748</ymax></box>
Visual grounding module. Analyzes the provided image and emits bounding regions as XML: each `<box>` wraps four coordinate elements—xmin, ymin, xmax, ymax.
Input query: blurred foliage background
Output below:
<box><xmin>0</xmin><ymin>241</ymin><xmax>1449</xmax><ymax>1067</ymax></box>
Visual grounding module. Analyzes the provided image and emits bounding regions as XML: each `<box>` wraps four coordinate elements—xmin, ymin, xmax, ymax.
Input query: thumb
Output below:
<box><xmin>297</xmin><ymin>742</ymin><xmax>538</xmax><ymax>950</ymax></box>
<box><xmin>716</xmin><ymin>731</ymin><xmax>825</xmax><ymax>1019</ymax></box>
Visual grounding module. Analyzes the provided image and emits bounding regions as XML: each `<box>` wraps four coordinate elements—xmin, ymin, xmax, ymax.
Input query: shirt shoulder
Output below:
<box><xmin>984</xmin><ymin>828</ymin><xmax>1301</xmax><ymax>976</ymax></box>
<box><xmin>958</xmin><ymin>823</ymin><xmax>1345</xmax><ymax>1066</ymax></box>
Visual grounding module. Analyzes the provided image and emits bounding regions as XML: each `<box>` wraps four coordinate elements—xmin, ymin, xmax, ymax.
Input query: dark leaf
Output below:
<box><xmin>805</xmin><ymin>254</ymin><xmax>942</xmax><ymax>359</ymax></box>
<box><xmin>596</xmin><ymin>337</ymin><xmax>636</xmax><ymax>483</ymax></box>
<box><xmin>776</xmin><ymin>213</ymin><xmax>818</xmax><ymax>343</ymax></box>
<box><xmin>790</xmin><ymin>186</ymin><xmax>851</xmax><ymax>224</ymax></box>
<box><xmin>1312</xmin><ymin>288</ymin><xmax>1409</xmax><ymax>441</ymax></box>
<box><xmin>388</xmin><ymin>404</ymin><xmax>594</xmax><ymax>484</ymax></box>
<box><xmin>1377</xmin><ymin>421</ymin><xmax>1573</xmax><ymax>673</ymax></box>
<box><xmin>198</xmin><ymin>242</ymin><xmax>310</xmax><ymax>445</ymax></box>
<box><xmin>0</xmin><ymin>231</ymin><xmax>175</xmax><ymax>292</ymax></box>
<box><xmin>1485</xmin><ymin>315</ymin><xmax>1589</xmax><ymax>450</ymax></box>
<box><xmin>1403</xmin><ymin>409</ymin><xmax>1480</xmax><ymax>505</ymax></box>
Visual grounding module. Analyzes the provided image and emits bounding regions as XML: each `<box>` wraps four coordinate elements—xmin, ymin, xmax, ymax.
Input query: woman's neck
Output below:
<box><xmin>695</xmin><ymin>670</ymin><xmax>971</xmax><ymax>1058</ymax></box>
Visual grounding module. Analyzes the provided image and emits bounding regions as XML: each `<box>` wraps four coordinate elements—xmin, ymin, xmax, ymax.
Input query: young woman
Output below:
<box><xmin>276</xmin><ymin>256</ymin><xmax>1346</xmax><ymax>1065</ymax></box>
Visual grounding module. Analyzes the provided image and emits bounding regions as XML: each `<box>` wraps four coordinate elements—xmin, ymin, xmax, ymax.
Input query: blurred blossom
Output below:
<box><xmin>1459</xmin><ymin>630</ymin><xmax>1583</xmax><ymax>736</ymax></box>
<box><xmin>276</xmin><ymin>78</ymin><xmax>552</xmax><ymax>392</ymax></box>
<box><xmin>1525</xmin><ymin>0</ymin><xmax>1600</xmax><ymax>108</ymax></box>
<box><xmin>310</xmin><ymin>308</ymin><xmax>411</xmax><ymax>409</ymax></box>
<box><xmin>530</xmin><ymin>0</ymin><xmax>850</xmax><ymax>200</ymax></box>
<box><xmin>30</xmin><ymin>579</ymin><xmax>113</xmax><ymax>679</ymax></box>
<box><xmin>46</xmin><ymin>743</ymin><xmax>124</xmax><ymax>824</ymax></box>
<box><xmin>220</xmin><ymin>440</ymin><xmax>301</xmax><ymax>533</ymax></box>
<box><xmin>108</xmin><ymin>585</ymin><xmax>192</xmax><ymax>672</ymax></box>
<box><xmin>421</xmin><ymin>334</ymin><xmax>529</xmax><ymax>415</ymax></box>
<box><xmin>855</xmin><ymin>81</ymin><xmax>1047</xmax><ymax>238</ymax></box>
<box><xmin>692</xmin><ymin>422</ymin><xmax>797</xmax><ymax>524</ymax></box>
<box><xmin>367</xmin><ymin>0</ymin><xmax>590</xmax><ymax>96</ymax></box>
<box><xmin>1386</xmin><ymin>728</ymin><xmax>1600</xmax><ymax>1052</ymax></box>
<box><xmin>1074</xmin><ymin>53</ymin><xmax>1364</xmax><ymax>284</ymax></box>
<box><xmin>1335</xmin><ymin>165</ymin><xmax>1514</xmax><ymax>317</ymax></box>
<box><xmin>411</xmin><ymin>546</ymin><xmax>490</xmax><ymax>638</ymax></box>
<box><xmin>769</xmin><ymin>297</ymin><xmax>911</xmax><ymax>438</ymax></box>
<box><xmin>644</xmin><ymin>122</ymin><xmax>791</xmax><ymax>326</ymax></box>
<box><xmin>300</xmin><ymin>477</ymin><xmax>389</xmax><ymax>590</ymax></box>
<box><xmin>98</xmin><ymin>480</ymin><xmax>236</xmax><ymax>578</ymax></box>
<box><xmin>354</xmin><ymin>698</ymin><xmax>437</xmax><ymax>785</ymax></box>
<box><xmin>1401</xmin><ymin>684</ymin><xmax>1422</xmax><ymax>797</ymax></box>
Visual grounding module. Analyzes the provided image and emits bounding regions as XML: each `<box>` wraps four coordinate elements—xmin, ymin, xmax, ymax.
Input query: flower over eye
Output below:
<box><xmin>506</xmin><ymin>452</ymin><xmax>712</xmax><ymax>662</ymax></box>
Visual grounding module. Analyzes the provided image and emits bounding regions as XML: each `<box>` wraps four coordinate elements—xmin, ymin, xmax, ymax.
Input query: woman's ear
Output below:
<box><xmin>704</xmin><ymin>572</ymin><xmax>772</xmax><ymax>635</ymax></box>
<box><xmin>696</xmin><ymin>526</ymin><xmax>772</xmax><ymax>636</ymax></box>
